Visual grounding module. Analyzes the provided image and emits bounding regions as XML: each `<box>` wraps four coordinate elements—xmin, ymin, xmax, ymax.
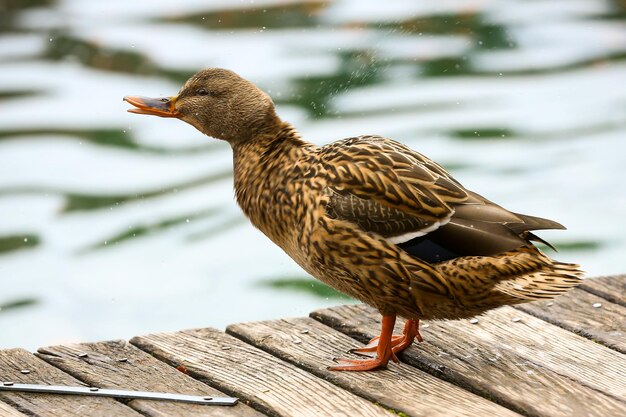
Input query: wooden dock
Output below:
<box><xmin>1</xmin><ymin>275</ymin><xmax>624</xmax><ymax>417</ymax></box>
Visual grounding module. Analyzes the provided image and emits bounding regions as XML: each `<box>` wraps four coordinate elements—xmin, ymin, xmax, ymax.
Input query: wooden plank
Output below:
<box><xmin>517</xmin><ymin>288</ymin><xmax>625</xmax><ymax>353</ymax></box>
<box><xmin>0</xmin><ymin>348</ymin><xmax>142</xmax><ymax>417</ymax></box>
<box><xmin>579</xmin><ymin>275</ymin><xmax>626</xmax><ymax>307</ymax></box>
<box><xmin>228</xmin><ymin>317</ymin><xmax>522</xmax><ymax>417</ymax></box>
<box><xmin>312</xmin><ymin>304</ymin><xmax>626</xmax><ymax>417</ymax></box>
<box><xmin>0</xmin><ymin>400</ymin><xmax>28</xmax><ymax>417</ymax></box>
<box><xmin>36</xmin><ymin>339</ymin><xmax>264</xmax><ymax>417</ymax></box>
<box><xmin>131</xmin><ymin>327</ymin><xmax>392</xmax><ymax>417</ymax></box>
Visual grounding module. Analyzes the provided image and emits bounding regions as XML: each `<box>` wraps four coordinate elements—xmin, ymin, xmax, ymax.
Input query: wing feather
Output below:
<box><xmin>321</xmin><ymin>135</ymin><xmax>564</xmax><ymax>262</ymax></box>
<box><xmin>322</xmin><ymin>136</ymin><xmax>466</xmax><ymax>240</ymax></box>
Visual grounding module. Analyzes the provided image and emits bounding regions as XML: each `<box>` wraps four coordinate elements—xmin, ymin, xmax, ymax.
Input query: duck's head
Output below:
<box><xmin>124</xmin><ymin>68</ymin><xmax>279</xmax><ymax>144</ymax></box>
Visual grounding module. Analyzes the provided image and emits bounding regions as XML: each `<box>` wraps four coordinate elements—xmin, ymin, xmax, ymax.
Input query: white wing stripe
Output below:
<box><xmin>387</xmin><ymin>215</ymin><xmax>452</xmax><ymax>244</ymax></box>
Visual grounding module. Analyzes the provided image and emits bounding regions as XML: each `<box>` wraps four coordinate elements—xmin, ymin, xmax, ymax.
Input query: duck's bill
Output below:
<box><xmin>123</xmin><ymin>95</ymin><xmax>181</xmax><ymax>118</ymax></box>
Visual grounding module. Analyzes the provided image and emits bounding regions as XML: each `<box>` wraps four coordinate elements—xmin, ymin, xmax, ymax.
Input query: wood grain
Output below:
<box><xmin>228</xmin><ymin>317</ymin><xmax>521</xmax><ymax>417</ymax></box>
<box><xmin>0</xmin><ymin>400</ymin><xmax>28</xmax><ymax>417</ymax></box>
<box><xmin>312</xmin><ymin>304</ymin><xmax>626</xmax><ymax>417</ymax></box>
<box><xmin>0</xmin><ymin>348</ymin><xmax>141</xmax><ymax>417</ymax></box>
<box><xmin>131</xmin><ymin>327</ymin><xmax>392</xmax><ymax>417</ymax></box>
<box><xmin>579</xmin><ymin>275</ymin><xmax>626</xmax><ymax>307</ymax></box>
<box><xmin>36</xmin><ymin>339</ymin><xmax>264</xmax><ymax>417</ymax></box>
<box><xmin>517</xmin><ymin>288</ymin><xmax>625</xmax><ymax>353</ymax></box>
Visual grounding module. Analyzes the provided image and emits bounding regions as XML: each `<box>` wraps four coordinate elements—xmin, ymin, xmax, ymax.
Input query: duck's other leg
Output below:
<box><xmin>350</xmin><ymin>319</ymin><xmax>422</xmax><ymax>356</ymax></box>
<box><xmin>329</xmin><ymin>314</ymin><xmax>398</xmax><ymax>371</ymax></box>
<box><xmin>390</xmin><ymin>319</ymin><xmax>422</xmax><ymax>354</ymax></box>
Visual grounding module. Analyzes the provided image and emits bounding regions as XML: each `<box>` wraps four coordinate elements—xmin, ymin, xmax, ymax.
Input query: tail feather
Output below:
<box><xmin>431</xmin><ymin>245</ymin><xmax>583</xmax><ymax>319</ymax></box>
<box><xmin>509</xmin><ymin>212</ymin><xmax>566</xmax><ymax>232</ymax></box>
<box><xmin>494</xmin><ymin>272</ymin><xmax>582</xmax><ymax>300</ymax></box>
<box><xmin>429</xmin><ymin>245</ymin><xmax>583</xmax><ymax>319</ymax></box>
<box><xmin>525</xmin><ymin>231</ymin><xmax>558</xmax><ymax>252</ymax></box>
<box><xmin>492</xmin><ymin>254</ymin><xmax>584</xmax><ymax>301</ymax></box>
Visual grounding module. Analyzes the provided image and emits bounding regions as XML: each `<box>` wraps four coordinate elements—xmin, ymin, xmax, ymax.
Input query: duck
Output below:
<box><xmin>124</xmin><ymin>68</ymin><xmax>583</xmax><ymax>371</ymax></box>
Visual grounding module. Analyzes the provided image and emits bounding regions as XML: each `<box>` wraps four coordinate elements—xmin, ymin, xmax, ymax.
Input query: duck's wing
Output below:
<box><xmin>322</xmin><ymin>136</ymin><xmax>466</xmax><ymax>238</ymax></box>
<box><xmin>321</xmin><ymin>136</ymin><xmax>562</xmax><ymax>263</ymax></box>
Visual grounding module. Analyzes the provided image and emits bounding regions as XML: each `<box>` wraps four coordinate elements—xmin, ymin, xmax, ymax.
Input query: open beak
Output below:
<box><xmin>123</xmin><ymin>95</ymin><xmax>181</xmax><ymax>118</ymax></box>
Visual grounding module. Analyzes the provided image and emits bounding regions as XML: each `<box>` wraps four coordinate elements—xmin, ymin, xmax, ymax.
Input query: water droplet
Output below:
<box><xmin>527</xmin><ymin>370</ymin><xmax>534</xmax><ymax>375</ymax></box>
<box><xmin>511</xmin><ymin>317</ymin><xmax>521</xmax><ymax>323</ymax></box>
<box><xmin>20</xmin><ymin>370</ymin><xmax>30</xmax><ymax>374</ymax></box>
<box><xmin>23</xmin><ymin>237</ymin><xmax>28</xmax><ymax>243</ymax></box>
<box><xmin>422</xmin><ymin>324</ymin><xmax>430</xmax><ymax>329</ymax></box>
<box><xmin>186</xmin><ymin>219</ymin><xmax>190</xmax><ymax>223</ymax></box>
<box><xmin>469</xmin><ymin>318</ymin><xmax>479</xmax><ymax>324</ymax></box>
<box><xmin>49</xmin><ymin>38</ymin><xmax>53</xmax><ymax>42</ymax></box>
<box><xmin>592</xmin><ymin>303</ymin><xmax>602</xmax><ymax>308</ymax></box>
<box><xmin>546</xmin><ymin>302</ymin><xmax>554</xmax><ymax>307</ymax></box>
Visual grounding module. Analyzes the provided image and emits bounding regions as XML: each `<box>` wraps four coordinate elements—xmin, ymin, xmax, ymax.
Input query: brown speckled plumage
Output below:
<box><xmin>125</xmin><ymin>68</ymin><xmax>583</xmax><ymax>371</ymax></box>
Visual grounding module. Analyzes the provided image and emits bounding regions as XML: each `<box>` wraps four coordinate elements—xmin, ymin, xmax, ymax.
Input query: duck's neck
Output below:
<box><xmin>231</xmin><ymin>121</ymin><xmax>314</xmax><ymax>233</ymax></box>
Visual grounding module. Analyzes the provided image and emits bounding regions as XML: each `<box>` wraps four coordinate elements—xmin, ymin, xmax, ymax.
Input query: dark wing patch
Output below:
<box><xmin>326</xmin><ymin>190</ymin><xmax>435</xmax><ymax>238</ymax></box>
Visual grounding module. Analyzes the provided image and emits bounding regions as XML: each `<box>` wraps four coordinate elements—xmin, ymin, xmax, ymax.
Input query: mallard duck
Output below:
<box><xmin>124</xmin><ymin>68</ymin><xmax>583</xmax><ymax>371</ymax></box>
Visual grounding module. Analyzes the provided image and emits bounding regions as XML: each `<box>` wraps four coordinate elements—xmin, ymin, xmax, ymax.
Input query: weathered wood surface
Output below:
<box><xmin>131</xmin><ymin>327</ymin><xmax>392</xmax><ymax>417</ymax></box>
<box><xmin>36</xmin><ymin>339</ymin><xmax>264</xmax><ymax>417</ymax></box>
<box><xmin>579</xmin><ymin>275</ymin><xmax>626</xmax><ymax>307</ymax></box>
<box><xmin>311</xmin><ymin>304</ymin><xmax>626</xmax><ymax>417</ymax></box>
<box><xmin>517</xmin><ymin>288</ymin><xmax>625</xmax><ymax>353</ymax></box>
<box><xmin>0</xmin><ymin>400</ymin><xmax>28</xmax><ymax>417</ymax></box>
<box><xmin>0</xmin><ymin>348</ymin><xmax>141</xmax><ymax>417</ymax></box>
<box><xmin>228</xmin><ymin>317</ymin><xmax>521</xmax><ymax>417</ymax></box>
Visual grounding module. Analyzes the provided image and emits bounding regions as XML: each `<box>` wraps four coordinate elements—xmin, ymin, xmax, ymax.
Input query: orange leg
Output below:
<box><xmin>350</xmin><ymin>319</ymin><xmax>422</xmax><ymax>356</ymax></box>
<box><xmin>329</xmin><ymin>314</ymin><xmax>398</xmax><ymax>371</ymax></box>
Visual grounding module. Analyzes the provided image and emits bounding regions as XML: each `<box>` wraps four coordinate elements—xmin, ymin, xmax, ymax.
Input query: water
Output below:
<box><xmin>1</xmin><ymin>0</ymin><xmax>625</xmax><ymax>349</ymax></box>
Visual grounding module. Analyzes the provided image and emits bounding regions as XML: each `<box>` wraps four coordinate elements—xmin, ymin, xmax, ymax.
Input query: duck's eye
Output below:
<box><xmin>197</xmin><ymin>88</ymin><xmax>209</xmax><ymax>96</ymax></box>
